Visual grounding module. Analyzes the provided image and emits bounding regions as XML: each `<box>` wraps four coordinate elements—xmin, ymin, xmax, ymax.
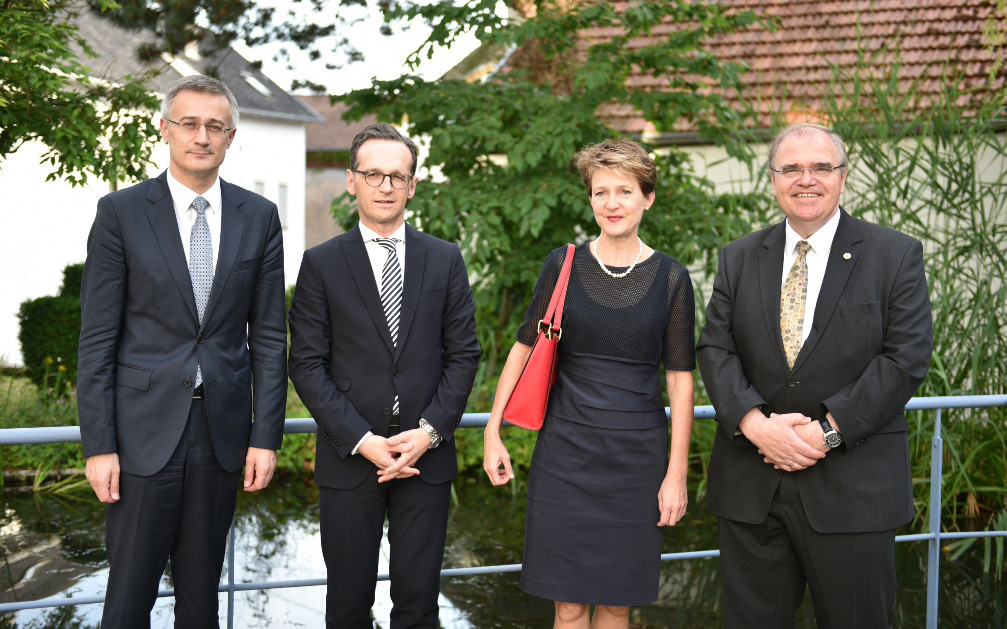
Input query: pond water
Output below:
<box><xmin>1</xmin><ymin>472</ymin><xmax>1005</xmax><ymax>628</ymax></box>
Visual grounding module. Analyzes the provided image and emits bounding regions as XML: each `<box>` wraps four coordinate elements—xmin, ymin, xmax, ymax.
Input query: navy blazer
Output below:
<box><xmin>288</xmin><ymin>224</ymin><xmax>481</xmax><ymax>489</ymax></box>
<box><xmin>77</xmin><ymin>172</ymin><xmax>288</xmax><ymax>476</ymax></box>
<box><xmin>698</xmin><ymin>209</ymin><xmax>933</xmax><ymax>533</ymax></box>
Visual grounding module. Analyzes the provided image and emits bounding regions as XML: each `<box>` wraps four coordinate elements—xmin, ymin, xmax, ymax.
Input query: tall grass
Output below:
<box><xmin>816</xmin><ymin>43</ymin><xmax>1007</xmax><ymax>533</ymax></box>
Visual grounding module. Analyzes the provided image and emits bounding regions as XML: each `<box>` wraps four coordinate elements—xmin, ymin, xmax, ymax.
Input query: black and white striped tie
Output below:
<box><xmin>374</xmin><ymin>237</ymin><xmax>402</xmax><ymax>414</ymax></box>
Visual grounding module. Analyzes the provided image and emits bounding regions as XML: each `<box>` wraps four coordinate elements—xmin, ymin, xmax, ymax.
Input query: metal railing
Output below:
<box><xmin>2</xmin><ymin>394</ymin><xmax>1005</xmax><ymax>628</ymax></box>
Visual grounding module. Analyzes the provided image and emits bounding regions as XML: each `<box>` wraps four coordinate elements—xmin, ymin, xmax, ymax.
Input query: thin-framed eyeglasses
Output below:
<box><xmin>163</xmin><ymin>117</ymin><xmax>234</xmax><ymax>137</ymax></box>
<box><xmin>769</xmin><ymin>164</ymin><xmax>846</xmax><ymax>180</ymax></box>
<box><xmin>354</xmin><ymin>170</ymin><xmax>412</xmax><ymax>189</ymax></box>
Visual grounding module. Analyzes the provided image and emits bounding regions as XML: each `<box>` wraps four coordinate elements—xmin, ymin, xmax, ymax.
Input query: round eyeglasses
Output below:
<box><xmin>163</xmin><ymin>117</ymin><xmax>233</xmax><ymax>137</ymax></box>
<box><xmin>354</xmin><ymin>170</ymin><xmax>412</xmax><ymax>189</ymax></box>
<box><xmin>769</xmin><ymin>164</ymin><xmax>846</xmax><ymax>181</ymax></box>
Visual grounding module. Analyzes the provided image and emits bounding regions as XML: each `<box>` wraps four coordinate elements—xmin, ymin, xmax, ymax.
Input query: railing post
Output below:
<box><xmin>227</xmin><ymin>519</ymin><xmax>236</xmax><ymax>629</ymax></box>
<box><xmin>926</xmin><ymin>408</ymin><xmax>943</xmax><ymax>629</ymax></box>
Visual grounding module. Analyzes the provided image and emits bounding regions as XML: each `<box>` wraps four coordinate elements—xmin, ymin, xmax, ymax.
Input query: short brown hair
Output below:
<box><xmin>576</xmin><ymin>138</ymin><xmax>657</xmax><ymax>196</ymax></box>
<box><xmin>350</xmin><ymin>123</ymin><xmax>419</xmax><ymax>176</ymax></box>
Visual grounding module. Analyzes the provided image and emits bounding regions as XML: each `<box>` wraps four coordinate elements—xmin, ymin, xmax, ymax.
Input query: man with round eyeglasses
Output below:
<box><xmin>289</xmin><ymin>123</ymin><xmax>480</xmax><ymax>627</ymax></box>
<box><xmin>699</xmin><ymin>123</ymin><xmax>933</xmax><ymax>627</ymax></box>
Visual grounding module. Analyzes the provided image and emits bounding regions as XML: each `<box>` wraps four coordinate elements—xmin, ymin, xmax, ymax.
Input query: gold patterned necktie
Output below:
<box><xmin>781</xmin><ymin>240</ymin><xmax>811</xmax><ymax>369</ymax></box>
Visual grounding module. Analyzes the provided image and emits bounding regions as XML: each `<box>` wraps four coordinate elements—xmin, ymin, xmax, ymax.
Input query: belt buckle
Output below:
<box><xmin>193</xmin><ymin>384</ymin><xmax>204</xmax><ymax>399</ymax></box>
<box><xmin>388</xmin><ymin>412</ymin><xmax>400</xmax><ymax>428</ymax></box>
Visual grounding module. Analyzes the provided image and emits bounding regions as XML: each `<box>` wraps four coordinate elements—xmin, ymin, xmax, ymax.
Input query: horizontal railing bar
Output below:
<box><xmin>7</xmin><ymin>529</ymin><xmax>1007</xmax><ymax>614</ymax></box>
<box><xmin>4</xmin><ymin>395</ymin><xmax>1006</xmax><ymax>446</ymax></box>
<box><xmin>3</xmin><ymin>394</ymin><xmax>1006</xmax><ymax>618</ymax></box>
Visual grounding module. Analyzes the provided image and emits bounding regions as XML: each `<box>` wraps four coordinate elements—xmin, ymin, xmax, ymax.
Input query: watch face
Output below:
<box><xmin>825</xmin><ymin>432</ymin><xmax>843</xmax><ymax>448</ymax></box>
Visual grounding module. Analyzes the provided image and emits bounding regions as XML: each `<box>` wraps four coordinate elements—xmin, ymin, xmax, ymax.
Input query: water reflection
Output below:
<box><xmin>1</xmin><ymin>473</ymin><xmax>1005</xmax><ymax>627</ymax></box>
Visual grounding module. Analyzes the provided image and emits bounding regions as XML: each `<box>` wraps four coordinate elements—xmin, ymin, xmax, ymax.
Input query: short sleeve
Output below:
<box><xmin>663</xmin><ymin>261</ymin><xmax>696</xmax><ymax>370</ymax></box>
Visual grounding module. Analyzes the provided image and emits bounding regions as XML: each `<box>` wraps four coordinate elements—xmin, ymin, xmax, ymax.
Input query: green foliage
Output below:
<box><xmin>816</xmin><ymin>42</ymin><xmax>1007</xmax><ymax>529</ymax></box>
<box><xmin>0</xmin><ymin>0</ymin><xmax>161</xmax><ymax>185</ymax></box>
<box><xmin>0</xmin><ymin>375</ymin><xmax>85</xmax><ymax>478</ymax></box>
<box><xmin>17</xmin><ymin>264</ymin><xmax>83</xmax><ymax>395</ymax></box>
<box><xmin>336</xmin><ymin>0</ymin><xmax>769</xmax><ymax>472</ymax></box>
<box><xmin>61</xmin><ymin>263</ymin><xmax>84</xmax><ymax>298</ymax></box>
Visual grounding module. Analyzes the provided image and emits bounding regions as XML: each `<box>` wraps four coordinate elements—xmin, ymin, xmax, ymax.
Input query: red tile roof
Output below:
<box><xmin>298</xmin><ymin>95</ymin><xmax>378</xmax><ymax>151</ymax></box>
<box><xmin>577</xmin><ymin>0</ymin><xmax>1005</xmax><ymax>134</ymax></box>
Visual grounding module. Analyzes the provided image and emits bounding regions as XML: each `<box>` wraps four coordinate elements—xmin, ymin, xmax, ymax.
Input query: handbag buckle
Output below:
<box><xmin>538</xmin><ymin>319</ymin><xmax>562</xmax><ymax>340</ymax></box>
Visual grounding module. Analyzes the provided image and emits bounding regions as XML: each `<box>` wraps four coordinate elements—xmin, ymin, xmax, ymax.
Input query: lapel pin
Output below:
<box><xmin>843</xmin><ymin>252</ymin><xmax>852</xmax><ymax>260</ymax></box>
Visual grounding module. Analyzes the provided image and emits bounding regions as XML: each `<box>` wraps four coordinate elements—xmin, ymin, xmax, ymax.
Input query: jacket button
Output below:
<box><xmin>383</xmin><ymin>408</ymin><xmax>391</xmax><ymax>416</ymax></box>
<box><xmin>393</xmin><ymin>369</ymin><xmax>402</xmax><ymax>377</ymax></box>
<box><xmin>788</xmin><ymin>380</ymin><xmax>798</xmax><ymax>387</ymax></box>
<box><xmin>183</xmin><ymin>379</ymin><xmax>192</xmax><ymax>388</ymax></box>
<box><xmin>197</xmin><ymin>334</ymin><xmax>205</xmax><ymax>343</ymax></box>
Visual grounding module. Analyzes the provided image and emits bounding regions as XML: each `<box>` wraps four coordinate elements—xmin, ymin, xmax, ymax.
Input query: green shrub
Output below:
<box><xmin>17</xmin><ymin>281</ymin><xmax>81</xmax><ymax>396</ymax></box>
<box><xmin>60</xmin><ymin>262</ymin><xmax>84</xmax><ymax>298</ymax></box>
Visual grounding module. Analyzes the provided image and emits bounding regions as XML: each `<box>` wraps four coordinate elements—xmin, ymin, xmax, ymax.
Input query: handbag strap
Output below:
<box><xmin>540</xmin><ymin>244</ymin><xmax>576</xmax><ymax>337</ymax></box>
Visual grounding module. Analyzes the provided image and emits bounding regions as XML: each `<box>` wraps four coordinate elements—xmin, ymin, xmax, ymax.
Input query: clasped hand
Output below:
<box><xmin>359</xmin><ymin>429</ymin><xmax>431</xmax><ymax>482</ymax></box>
<box><xmin>740</xmin><ymin>409</ymin><xmax>828</xmax><ymax>472</ymax></box>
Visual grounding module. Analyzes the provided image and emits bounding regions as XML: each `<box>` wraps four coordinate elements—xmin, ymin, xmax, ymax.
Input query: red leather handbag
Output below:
<box><xmin>503</xmin><ymin>244</ymin><xmax>576</xmax><ymax>430</ymax></box>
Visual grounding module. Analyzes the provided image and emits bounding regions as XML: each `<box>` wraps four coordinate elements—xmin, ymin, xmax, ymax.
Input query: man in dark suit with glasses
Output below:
<box><xmin>699</xmin><ymin>123</ymin><xmax>933</xmax><ymax>627</ymax></box>
<box><xmin>288</xmin><ymin>123</ymin><xmax>480</xmax><ymax>627</ymax></box>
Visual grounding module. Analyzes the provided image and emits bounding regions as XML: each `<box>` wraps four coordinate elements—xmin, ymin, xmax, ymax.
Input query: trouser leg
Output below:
<box><xmin>101</xmin><ymin>418</ymin><xmax>188</xmax><ymax>629</ymax></box>
<box><xmin>386</xmin><ymin>476</ymin><xmax>451</xmax><ymax>629</ymax></box>
<box><xmin>717</xmin><ymin>482</ymin><xmax>806</xmax><ymax>629</ymax></box>
<box><xmin>170</xmin><ymin>399</ymin><xmax>242</xmax><ymax>629</ymax></box>
<box><xmin>319</xmin><ymin>479</ymin><xmax>387</xmax><ymax>629</ymax></box>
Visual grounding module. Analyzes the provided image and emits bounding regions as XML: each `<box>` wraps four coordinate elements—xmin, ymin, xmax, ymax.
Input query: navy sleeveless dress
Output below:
<box><xmin>516</xmin><ymin>244</ymin><xmax>695</xmax><ymax>605</ymax></box>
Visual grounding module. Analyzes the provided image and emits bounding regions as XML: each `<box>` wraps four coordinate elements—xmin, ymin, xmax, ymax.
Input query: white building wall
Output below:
<box><xmin>0</xmin><ymin>115</ymin><xmax>306</xmax><ymax>366</ymax></box>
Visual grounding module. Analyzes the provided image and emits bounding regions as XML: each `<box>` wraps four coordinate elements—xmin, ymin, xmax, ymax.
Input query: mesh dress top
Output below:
<box><xmin>515</xmin><ymin>243</ymin><xmax>696</xmax><ymax>606</ymax></box>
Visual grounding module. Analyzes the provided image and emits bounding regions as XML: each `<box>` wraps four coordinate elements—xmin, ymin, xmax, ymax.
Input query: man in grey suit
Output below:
<box><xmin>78</xmin><ymin>75</ymin><xmax>287</xmax><ymax>628</ymax></box>
<box><xmin>698</xmin><ymin>123</ymin><xmax>933</xmax><ymax>628</ymax></box>
<box><xmin>288</xmin><ymin>123</ymin><xmax>480</xmax><ymax>627</ymax></box>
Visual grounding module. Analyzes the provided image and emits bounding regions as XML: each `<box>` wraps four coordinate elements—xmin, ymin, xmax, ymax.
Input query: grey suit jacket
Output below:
<box><xmin>697</xmin><ymin>209</ymin><xmax>933</xmax><ymax>533</ymax></box>
<box><xmin>77</xmin><ymin>172</ymin><xmax>288</xmax><ymax>476</ymax></box>
<box><xmin>287</xmin><ymin>224</ymin><xmax>481</xmax><ymax>489</ymax></box>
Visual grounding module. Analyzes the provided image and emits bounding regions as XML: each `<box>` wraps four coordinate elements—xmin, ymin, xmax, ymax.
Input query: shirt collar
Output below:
<box><xmin>359</xmin><ymin>222</ymin><xmax>406</xmax><ymax>243</ymax></box>
<box><xmin>165</xmin><ymin>169</ymin><xmax>222</xmax><ymax>216</ymax></box>
<box><xmin>785</xmin><ymin>208</ymin><xmax>841</xmax><ymax>257</ymax></box>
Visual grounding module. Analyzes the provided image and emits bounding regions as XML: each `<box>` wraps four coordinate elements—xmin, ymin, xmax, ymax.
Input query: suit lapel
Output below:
<box><xmin>343</xmin><ymin>226</ymin><xmax>395</xmax><ymax>355</ymax></box>
<box><xmin>792</xmin><ymin>209</ymin><xmax>862</xmax><ymax>371</ymax></box>
<box><xmin>201</xmin><ymin>180</ymin><xmax>246</xmax><ymax>327</ymax></box>
<box><xmin>758</xmin><ymin>222</ymin><xmax>790</xmax><ymax>372</ymax></box>
<box><xmin>145</xmin><ymin>173</ymin><xmax>199</xmax><ymax>325</ymax></box>
<box><xmin>394</xmin><ymin>224</ymin><xmax>426</xmax><ymax>362</ymax></box>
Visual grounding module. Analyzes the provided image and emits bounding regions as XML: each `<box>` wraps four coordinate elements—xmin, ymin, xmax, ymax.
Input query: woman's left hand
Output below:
<box><xmin>657</xmin><ymin>475</ymin><xmax>688</xmax><ymax>527</ymax></box>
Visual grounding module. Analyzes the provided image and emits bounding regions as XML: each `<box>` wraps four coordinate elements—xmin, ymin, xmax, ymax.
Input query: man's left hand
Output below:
<box><xmin>243</xmin><ymin>447</ymin><xmax>277</xmax><ymax>491</ymax></box>
<box><xmin>378</xmin><ymin>428</ymin><xmax>431</xmax><ymax>482</ymax></box>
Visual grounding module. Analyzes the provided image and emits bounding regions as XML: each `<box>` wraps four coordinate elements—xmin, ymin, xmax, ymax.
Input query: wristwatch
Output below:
<box><xmin>819</xmin><ymin>418</ymin><xmax>843</xmax><ymax>449</ymax></box>
<box><xmin>419</xmin><ymin>419</ymin><xmax>442</xmax><ymax>449</ymax></box>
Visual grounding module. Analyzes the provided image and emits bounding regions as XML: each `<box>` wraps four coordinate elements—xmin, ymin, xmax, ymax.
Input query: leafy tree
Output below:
<box><xmin>336</xmin><ymin>0</ymin><xmax>772</xmax><ymax>416</ymax></box>
<box><xmin>0</xmin><ymin>0</ymin><xmax>161</xmax><ymax>185</ymax></box>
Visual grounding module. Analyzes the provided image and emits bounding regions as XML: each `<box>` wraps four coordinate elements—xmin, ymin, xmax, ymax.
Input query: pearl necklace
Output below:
<box><xmin>591</xmin><ymin>237</ymin><xmax>644</xmax><ymax>279</ymax></box>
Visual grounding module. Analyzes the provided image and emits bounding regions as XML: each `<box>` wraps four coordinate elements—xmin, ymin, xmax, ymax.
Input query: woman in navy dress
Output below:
<box><xmin>483</xmin><ymin>138</ymin><xmax>696</xmax><ymax>628</ymax></box>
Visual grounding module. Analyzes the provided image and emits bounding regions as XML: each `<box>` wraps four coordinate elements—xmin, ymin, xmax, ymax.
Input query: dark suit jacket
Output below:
<box><xmin>77</xmin><ymin>172</ymin><xmax>288</xmax><ymax>476</ymax></box>
<box><xmin>287</xmin><ymin>224</ymin><xmax>480</xmax><ymax>489</ymax></box>
<box><xmin>697</xmin><ymin>209</ymin><xmax>933</xmax><ymax>534</ymax></box>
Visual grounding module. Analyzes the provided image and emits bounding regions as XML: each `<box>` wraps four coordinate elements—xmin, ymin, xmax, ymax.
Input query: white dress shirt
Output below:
<box><xmin>352</xmin><ymin>222</ymin><xmax>408</xmax><ymax>454</ymax></box>
<box><xmin>166</xmin><ymin>170</ymin><xmax>223</xmax><ymax>274</ymax></box>
<box><xmin>359</xmin><ymin>222</ymin><xmax>407</xmax><ymax>289</ymax></box>
<box><xmin>781</xmin><ymin>209</ymin><xmax>841</xmax><ymax>345</ymax></box>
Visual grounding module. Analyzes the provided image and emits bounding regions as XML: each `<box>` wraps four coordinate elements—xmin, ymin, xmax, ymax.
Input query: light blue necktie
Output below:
<box><xmin>190</xmin><ymin>196</ymin><xmax>212</xmax><ymax>386</ymax></box>
<box><xmin>374</xmin><ymin>237</ymin><xmax>402</xmax><ymax>415</ymax></box>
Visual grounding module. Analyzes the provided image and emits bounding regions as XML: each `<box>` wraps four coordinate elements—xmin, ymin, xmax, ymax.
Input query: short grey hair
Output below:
<box><xmin>767</xmin><ymin>123</ymin><xmax>848</xmax><ymax>170</ymax></box>
<box><xmin>349</xmin><ymin>123</ymin><xmax>419</xmax><ymax>176</ymax></box>
<box><xmin>161</xmin><ymin>75</ymin><xmax>240</xmax><ymax>128</ymax></box>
